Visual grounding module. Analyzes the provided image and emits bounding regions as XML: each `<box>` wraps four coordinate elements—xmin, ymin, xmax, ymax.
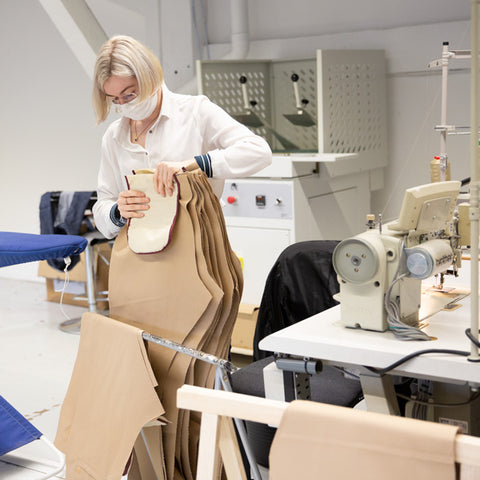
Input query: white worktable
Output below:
<box><xmin>259</xmin><ymin>294</ymin><xmax>479</xmax><ymax>385</ymax></box>
<box><xmin>258</xmin><ymin>265</ymin><xmax>480</xmax><ymax>413</ymax></box>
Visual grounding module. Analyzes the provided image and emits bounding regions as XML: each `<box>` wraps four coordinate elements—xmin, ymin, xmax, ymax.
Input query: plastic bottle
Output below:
<box><xmin>430</xmin><ymin>155</ymin><xmax>451</xmax><ymax>182</ymax></box>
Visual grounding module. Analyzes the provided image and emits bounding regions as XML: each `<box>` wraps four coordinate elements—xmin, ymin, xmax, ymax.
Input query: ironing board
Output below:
<box><xmin>0</xmin><ymin>231</ymin><xmax>87</xmax><ymax>478</ymax></box>
<box><xmin>0</xmin><ymin>231</ymin><xmax>87</xmax><ymax>267</ymax></box>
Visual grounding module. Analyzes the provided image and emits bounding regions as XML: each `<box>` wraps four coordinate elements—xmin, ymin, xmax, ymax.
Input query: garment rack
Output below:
<box><xmin>141</xmin><ymin>331</ymin><xmax>262</xmax><ymax>480</ymax></box>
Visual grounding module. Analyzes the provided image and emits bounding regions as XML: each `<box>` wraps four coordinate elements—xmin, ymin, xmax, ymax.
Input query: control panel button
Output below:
<box><xmin>227</xmin><ymin>196</ymin><xmax>237</xmax><ymax>204</ymax></box>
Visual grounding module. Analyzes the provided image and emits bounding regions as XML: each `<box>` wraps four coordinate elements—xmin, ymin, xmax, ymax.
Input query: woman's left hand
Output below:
<box><xmin>154</xmin><ymin>162</ymin><xmax>188</xmax><ymax>197</ymax></box>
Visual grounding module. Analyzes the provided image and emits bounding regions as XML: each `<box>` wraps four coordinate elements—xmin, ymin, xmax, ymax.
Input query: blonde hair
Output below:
<box><xmin>92</xmin><ymin>35</ymin><xmax>164</xmax><ymax>124</ymax></box>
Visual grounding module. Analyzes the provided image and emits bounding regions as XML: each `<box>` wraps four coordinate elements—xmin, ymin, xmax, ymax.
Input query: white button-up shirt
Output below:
<box><xmin>92</xmin><ymin>85</ymin><xmax>272</xmax><ymax>239</ymax></box>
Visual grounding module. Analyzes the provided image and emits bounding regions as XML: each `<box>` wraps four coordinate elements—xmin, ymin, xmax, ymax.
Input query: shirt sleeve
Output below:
<box><xmin>92</xmin><ymin>133</ymin><xmax>124</xmax><ymax>239</ymax></box>
<box><xmin>194</xmin><ymin>96</ymin><xmax>272</xmax><ymax>178</ymax></box>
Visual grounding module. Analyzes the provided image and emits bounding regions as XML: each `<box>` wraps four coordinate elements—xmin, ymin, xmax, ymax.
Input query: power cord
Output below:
<box><xmin>465</xmin><ymin>328</ymin><xmax>480</xmax><ymax>349</ymax></box>
<box><xmin>59</xmin><ymin>256</ymin><xmax>72</xmax><ymax>322</ymax></box>
<box><xmin>396</xmin><ymin>389</ymin><xmax>480</xmax><ymax>409</ymax></box>
<box><xmin>365</xmin><ymin>348</ymin><xmax>469</xmax><ymax>376</ymax></box>
<box><xmin>384</xmin><ymin>239</ymin><xmax>431</xmax><ymax>341</ymax></box>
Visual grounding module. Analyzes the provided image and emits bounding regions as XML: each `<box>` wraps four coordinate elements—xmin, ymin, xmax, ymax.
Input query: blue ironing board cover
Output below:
<box><xmin>0</xmin><ymin>395</ymin><xmax>42</xmax><ymax>455</ymax></box>
<box><xmin>0</xmin><ymin>232</ymin><xmax>87</xmax><ymax>268</ymax></box>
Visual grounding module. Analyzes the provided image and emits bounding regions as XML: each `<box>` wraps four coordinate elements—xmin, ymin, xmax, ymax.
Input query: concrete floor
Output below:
<box><xmin>0</xmin><ymin>277</ymin><xmax>83</xmax><ymax>479</ymax></box>
<box><xmin>0</xmin><ymin>276</ymin><xmax>258</xmax><ymax>479</ymax></box>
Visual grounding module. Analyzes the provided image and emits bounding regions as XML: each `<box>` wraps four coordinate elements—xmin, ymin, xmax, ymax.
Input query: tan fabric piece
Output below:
<box><xmin>126</xmin><ymin>170</ymin><xmax>179</xmax><ymax>254</ymax></box>
<box><xmin>109</xmin><ymin>174</ymin><xmax>213</xmax><ymax>386</ymax></box>
<box><xmin>269</xmin><ymin>400</ymin><xmax>459</xmax><ymax>480</ymax></box>
<box><xmin>108</xmin><ymin>166</ymin><xmax>242</xmax><ymax>480</ymax></box>
<box><xmin>133</xmin><ymin>426</ymin><xmax>167</xmax><ymax>480</ymax></box>
<box><xmin>55</xmin><ymin>312</ymin><xmax>165</xmax><ymax>480</ymax></box>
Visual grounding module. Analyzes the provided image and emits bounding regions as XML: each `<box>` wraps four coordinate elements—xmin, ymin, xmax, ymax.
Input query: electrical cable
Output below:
<box><xmin>59</xmin><ymin>256</ymin><xmax>72</xmax><ymax>321</ymax></box>
<box><xmin>466</xmin><ymin>328</ymin><xmax>480</xmax><ymax>349</ymax></box>
<box><xmin>396</xmin><ymin>389</ymin><xmax>480</xmax><ymax>409</ymax></box>
<box><xmin>384</xmin><ymin>241</ymin><xmax>431</xmax><ymax>341</ymax></box>
<box><xmin>365</xmin><ymin>348</ymin><xmax>469</xmax><ymax>376</ymax></box>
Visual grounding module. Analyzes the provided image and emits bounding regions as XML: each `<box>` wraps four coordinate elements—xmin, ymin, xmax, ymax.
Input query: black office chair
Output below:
<box><xmin>230</xmin><ymin>241</ymin><xmax>363</xmax><ymax>469</ymax></box>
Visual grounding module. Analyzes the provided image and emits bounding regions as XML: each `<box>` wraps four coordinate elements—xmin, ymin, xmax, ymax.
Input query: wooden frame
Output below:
<box><xmin>177</xmin><ymin>384</ymin><xmax>480</xmax><ymax>480</ymax></box>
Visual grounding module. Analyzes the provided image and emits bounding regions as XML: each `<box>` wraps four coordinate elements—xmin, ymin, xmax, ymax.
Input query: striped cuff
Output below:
<box><xmin>194</xmin><ymin>153</ymin><xmax>213</xmax><ymax>178</ymax></box>
<box><xmin>110</xmin><ymin>203</ymin><xmax>127</xmax><ymax>227</ymax></box>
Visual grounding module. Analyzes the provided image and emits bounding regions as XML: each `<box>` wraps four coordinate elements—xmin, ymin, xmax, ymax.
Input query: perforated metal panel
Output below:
<box><xmin>197</xmin><ymin>50</ymin><xmax>387</xmax><ymax>165</ymax></box>
<box><xmin>317</xmin><ymin>50</ymin><xmax>387</xmax><ymax>167</ymax></box>
<box><xmin>271</xmin><ymin>59</ymin><xmax>317</xmax><ymax>152</ymax></box>
<box><xmin>197</xmin><ymin>60</ymin><xmax>272</xmax><ymax>144</ymax></box>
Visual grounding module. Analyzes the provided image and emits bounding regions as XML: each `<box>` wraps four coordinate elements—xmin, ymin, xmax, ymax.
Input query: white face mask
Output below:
<box><xmin>115</xmin><ymin>91</ymin><xmax>158</xmax><ymax>120</ymax></box>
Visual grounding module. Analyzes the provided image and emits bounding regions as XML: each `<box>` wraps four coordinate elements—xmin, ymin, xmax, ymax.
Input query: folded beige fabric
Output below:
<box><xmin>55</xmin><ymin>312</ymin><xmax>165</xmax><ymax>480</ymax></box>
<box><xmin>126</xmin><ymin>169</ymin><xmax>179</xmax><ymax>254</ymax></box>
<box><xmin>269</xmin><ymin>400</ymin><xmax>459</xmax><ymax>480</ymax></box>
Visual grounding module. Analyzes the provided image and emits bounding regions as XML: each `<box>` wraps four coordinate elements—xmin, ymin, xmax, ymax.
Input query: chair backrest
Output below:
<box><xmin>177</xmin><ymin>385</ymin><xmax>480</xmax><ymax>480</ymax></box>
<box><xmin>253</xmin><ymin>240</ymin><xmax>340</xmax><ymax>361</ymax></box>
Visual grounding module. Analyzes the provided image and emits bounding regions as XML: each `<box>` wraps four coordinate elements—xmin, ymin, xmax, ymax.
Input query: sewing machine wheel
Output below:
<box><xmin>332</xmin><ymin>237</ymin><xmax>380</xmax><ymax>284</ymax></box>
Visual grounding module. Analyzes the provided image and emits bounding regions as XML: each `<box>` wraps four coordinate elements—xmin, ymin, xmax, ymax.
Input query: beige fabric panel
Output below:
<box><xmin>126</xmin><ymin>172</ymin><xmax>179</xmax><ymax>254</ymax></box>
<box><xmin>106</xmin><ymin>166</ymin><xmax>242</xmax><ymax>480</ymax></box>
<box><xmin>109</xmin><ymin>173</ymin><xmax>213</xmax><ymax>388</ymax></box>
<box><xmin>55</xmin><ymin>312</ymin><xmax>165</xmax><ymax>480</ymax></box>
<box><xmin>269</xmin><ymin>400</ymin><xmax>459</xmax><ymax>480</ymax></box>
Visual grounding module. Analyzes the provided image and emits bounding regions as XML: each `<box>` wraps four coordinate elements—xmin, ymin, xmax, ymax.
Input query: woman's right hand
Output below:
<box><xmin>117</xmin><ymin>190</ymin><xmax>150</xmax><ymax>219</ymax></box>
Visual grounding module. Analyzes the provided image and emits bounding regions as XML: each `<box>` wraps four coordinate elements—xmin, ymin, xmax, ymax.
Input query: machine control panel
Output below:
<box><xmin>221</xmin><ymin>179</ymin><xmax>293</xmax><ymax>219</ymax></box>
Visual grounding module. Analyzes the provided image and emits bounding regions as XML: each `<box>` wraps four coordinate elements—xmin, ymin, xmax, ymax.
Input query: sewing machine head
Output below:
<box><xmin>332</xmin><ymin>181</ymin><xmax>461</xmax><ymax>332</ymax></box>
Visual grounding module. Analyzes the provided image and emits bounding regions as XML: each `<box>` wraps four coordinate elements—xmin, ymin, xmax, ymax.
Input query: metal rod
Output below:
<box><xmin>142</xmin><ymin>333</ymin><xmax>260</xmax><ymax>476</ymax></box>
<box><xmin>216</xmin><ymin>368</ymin><xmax>263</xmax><ymax>480</ymax></box>
<box><xmin>469</xmin><ymin>0</ymin><xmax>480</xmax><ymax>361</ymax></box>
<box><xmin>440</xmin><ymin>42</ymin><xmax>450</xmax><ymax>163</ymax></box>
<box><xmin>141</xmin><ymin>332</ymin><xmax>238</xmax><ymax>374</ymax></box>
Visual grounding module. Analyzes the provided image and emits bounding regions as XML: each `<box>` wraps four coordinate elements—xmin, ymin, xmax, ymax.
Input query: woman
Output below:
<box><xmin>92</xmin><ymin>35</ymin><xmax>272</xmax><ymax>239</ymax></box>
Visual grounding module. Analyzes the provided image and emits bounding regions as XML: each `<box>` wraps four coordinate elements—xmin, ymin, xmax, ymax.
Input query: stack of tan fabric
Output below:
<box><xmin>105</xmin><ymin>164</ymin><xmax>242</xmax><ymax>479</ymax></box>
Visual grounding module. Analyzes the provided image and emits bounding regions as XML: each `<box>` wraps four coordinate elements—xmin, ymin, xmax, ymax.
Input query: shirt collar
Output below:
<box><xmin>158</xmin><ymin>83</ymin><xmax>173</xmax><ymax>120</ymax></box>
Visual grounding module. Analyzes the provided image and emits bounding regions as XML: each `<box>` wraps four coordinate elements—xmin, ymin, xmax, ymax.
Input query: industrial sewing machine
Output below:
<box><xmin>332</xmin><ymin>181</ymin><xmax>463</xmax><ymax>333</ymax></box>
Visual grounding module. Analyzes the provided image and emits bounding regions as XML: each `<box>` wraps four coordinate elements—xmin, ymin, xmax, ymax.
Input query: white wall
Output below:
<box><xmin>0</xmin><ymin>0</ymin><xmax>475</xmax><ymax>280</ymax></box>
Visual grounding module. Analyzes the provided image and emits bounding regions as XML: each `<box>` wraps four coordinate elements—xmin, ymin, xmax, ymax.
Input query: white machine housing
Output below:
<box><xmin>199</xmin><ymin>51</ymin><xmax>388</xmax><ymax>305</ymax></box>
<box><xmin>333</xmin><ymin>181</ymin><xmax>461</xmax><ymax>332</ymax></box>
<box><xmin>333</xmin><ymin>229</ymin><xmax>421</xmax><ymax>331</ymax></box>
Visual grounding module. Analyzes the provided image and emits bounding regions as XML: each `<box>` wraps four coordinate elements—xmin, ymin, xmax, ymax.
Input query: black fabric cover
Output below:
<box><xmin>253</xmin><ymin>240</ymin><xmax>340</xmax><ymax>361</ymax></box>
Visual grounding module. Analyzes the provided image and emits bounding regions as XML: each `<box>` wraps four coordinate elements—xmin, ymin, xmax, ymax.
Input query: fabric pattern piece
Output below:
<box><xmin>269</xmin><ymin>400</ymin><xmax>459</xmax><ymax>480</ymax></box>
<box><xmin>126</xmin><ymin>170</ymin><xmax>179</xmax><ymax>254</ymax></box>
<box><xmin>109</xmin><ymin>165</ymin><xmax>242</xmax><ymax>480</ymax></box>
<box><xmin>55</xmin><ymin>312</ymin><xmax>165</xmax><ymax>480</ymax></box>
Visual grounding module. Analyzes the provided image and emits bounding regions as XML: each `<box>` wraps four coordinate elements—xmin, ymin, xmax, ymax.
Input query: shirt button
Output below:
<box><xmin>145</xmin><ymin>152</ymin><xmax>148</xmax><ymax>155</ymax></box>
<box><xmin>149</xmin><ymin>130</ymin><xmax>153</xmax><ymax>134</ymax></box>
